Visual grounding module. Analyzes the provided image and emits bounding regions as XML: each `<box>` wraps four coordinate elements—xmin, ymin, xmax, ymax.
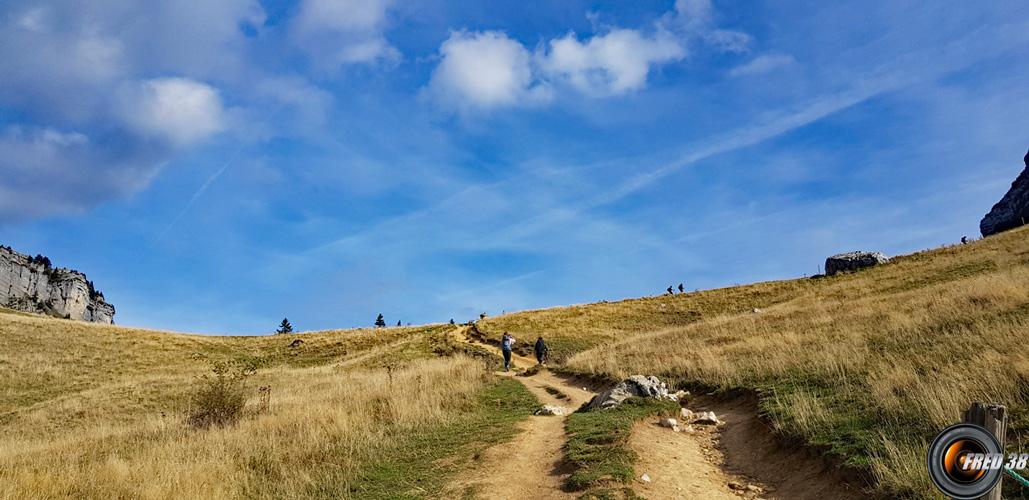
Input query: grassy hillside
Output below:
<box><xmin>0</xmin><ymin>314</ymin><xmax>534</xmax><ymax>498</ymax></box>
<box><xmin>480</xmin><ymin>225</ymin><xmax>1029</xmax><ymax>497</ymax></box>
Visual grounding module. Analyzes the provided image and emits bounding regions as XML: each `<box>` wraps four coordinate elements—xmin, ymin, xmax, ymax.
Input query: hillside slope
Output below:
<box><xmin>0</xmin><ymin>316</ymin><xmax>536</xmax><ymax>498</ymax></box>
<box><xmin>479</xmin><ymin>226</ymin><xmax>1029</xmax><ymax>497</ymax></box>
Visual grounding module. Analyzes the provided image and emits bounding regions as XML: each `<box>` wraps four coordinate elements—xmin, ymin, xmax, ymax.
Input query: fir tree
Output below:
<box><xmin>375</xmin><ymin>314</ymin><xmax>386</xmax><ymax>327</ymax></box>
<box><xmin>276</xmin><ymin>317</ymin><xmax>293</xmax><ymax>334</ymax></box>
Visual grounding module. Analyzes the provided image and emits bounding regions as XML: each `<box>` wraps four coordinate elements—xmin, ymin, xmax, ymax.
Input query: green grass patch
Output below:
<box><xmin>564</xmin><ymin>397</ymin><xmax>680</xmax><ymax>492</ymax></box>
<box><xmin>347</xmin><ymin>377</ymin><xmax>538</xmax><ymax>499</ymax></box>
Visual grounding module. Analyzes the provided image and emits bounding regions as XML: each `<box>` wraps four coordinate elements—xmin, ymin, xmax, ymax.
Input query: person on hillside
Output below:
<box><xmin>534</xmin><ymin>336</ymin><xmax>549</xmax><ymax>365</ymax></box>
<box><xmin>677</xmin><ymin>283</ymin><xmax>685</xmax><ymax>293</ymax></box>
<box><xmin>666</xmin><ymin>285</ymin><xmax>674</xmax><ymax>295</ymax></box>
<box><xmin>500</xmin><ymin>332</ymin><xmax>515</xmax><ymax>371</ymax></box>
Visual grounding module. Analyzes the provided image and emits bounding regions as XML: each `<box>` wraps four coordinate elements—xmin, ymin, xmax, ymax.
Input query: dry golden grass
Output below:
<box><xmin>0</xmin><ymin>313</ymin><xmax>508</xmax><ymax>499</ymax></box>
<box><xmin>484</xmin><ymin>226</ymin><xmax>1029</xmax><ymax>497</ymax></box>
<box><xmin>0</xmin><ymin>352</ymin><xmax>491</xmax><ymax>499</ymax></box>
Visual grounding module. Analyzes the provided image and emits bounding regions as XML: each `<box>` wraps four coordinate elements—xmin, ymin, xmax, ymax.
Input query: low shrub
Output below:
<box><xmin>187</xmin><ymin>359</ymin><xmax>258</xmax><ymax>429</ymax></box>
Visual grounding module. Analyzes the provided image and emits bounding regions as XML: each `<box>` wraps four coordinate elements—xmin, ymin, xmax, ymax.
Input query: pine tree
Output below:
<box><xmin>276</xmin><ymin>317</ymin><xmax>293</xmax><ymax>334</ymax></box>
<box><xmin>375</xmin><ymin>314</ymin><xmax>386</xmax><ymax>328</ymax></box>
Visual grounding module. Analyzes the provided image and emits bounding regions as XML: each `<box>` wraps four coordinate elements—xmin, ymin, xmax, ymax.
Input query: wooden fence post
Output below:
<box><xmin>963</xmin><ymin>402</ymin><xmax>1007</xmax><ymax>500</ymax></box>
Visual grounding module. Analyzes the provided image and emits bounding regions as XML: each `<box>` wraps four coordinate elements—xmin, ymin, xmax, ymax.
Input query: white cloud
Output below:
<box><xmin>669</xmin><ymin>0</ymin><xmax>751</xmax><ymax>53</ymax></box>
<box><xmin>729</xmin><ymin>53</ymin><xmax>796</xmax><ymax>77</ymax></box>
<box><xmin>120</xmin><ymin>78</ymin><xmax>226</xmax><ymax>146</ymax></box>
<box><xmin>293</xmin><ymin>0</ymin><xmax>399</xmax><ymax>67</ymax></box>
<box><xmin>674</xmin><ymin>0</ymin><xmax>713</xmax><ymax>28</ymax></box>
<box><xmin>539</xmin><ymin>29</ymin><xmax>685</xmax><ymax>96</ymax></box>
<box><xmin>428</xmin><ymin>31</ymin><xmax>550</xmax><ymax>110</ymax></box>
<box><xmin>296</xmin><ymin>0</ymin><xmax>390</xmax><ymax>32</ymax></box>
<box><xmin>427</xmin><ymin>1</ymin><xmax>753</xmax><ymax>111</ymax></box>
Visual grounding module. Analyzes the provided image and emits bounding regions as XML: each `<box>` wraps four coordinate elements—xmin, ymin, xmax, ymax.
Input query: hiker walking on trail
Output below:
<box><xmin>501</xmin><ymin>333</ymin><xmax>516</xmax><ymax>371</ymax></box>
<box><xmin>677</xmin><ymin>283</ymin><xmax>685</xmax><ymax>293</ymax></box>
<box><xmin>534</xmin><ymin>336</ymin><xmax>549</xmax><ymax>365</ymax></box>
<box><xmin>666</xmin><ymin>285</ymin><xmax>674</xmax><ymax>295</ymax></box>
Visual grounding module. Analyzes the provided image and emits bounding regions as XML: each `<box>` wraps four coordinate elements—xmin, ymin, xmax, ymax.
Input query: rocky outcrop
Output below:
<box><xmin>584</xmin><ymin>375</ymin><xmax>685</xmax><ymax>410</ymax></box>
<box><xmin>980</xmin><ymin>149</ymin><xmax>1029</xmax><ymax>237</ymax></box>
<box><xmin>824</xmin><ymin>251</ymin><xmax>889</xmax><ymax>276</ymax></box>
<box><xmin>0</xmin><ymin>245</ymin><xmax>115</xmax><ymax>323</ymax></box>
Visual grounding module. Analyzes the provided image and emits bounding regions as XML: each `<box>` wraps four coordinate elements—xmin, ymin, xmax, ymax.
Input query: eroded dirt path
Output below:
<box><xmin>447</xmin><ymin>328</ymin><xmax>595</xmax><ymax>499</ymax></box>
<box><xmin>448</xmin><ymin>328</ymin><xmax>857</xmax><ymax>500</ymax></box>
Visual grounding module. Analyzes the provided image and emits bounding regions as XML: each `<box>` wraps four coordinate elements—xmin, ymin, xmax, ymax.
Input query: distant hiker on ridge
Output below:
<box><xmin>961</xmin><ymin>236</ymin><xmax>968</xmax><ymax>244</ymax></box>
<box><xmin>678</xmin><ymin>283</ymin><xmax>685</xmax><ymax>293</ymax></box>
<box><xmin>501</xmin><ymin>332</ymin><xmax>515</xmax><ymax>372</ymax></box>
<box><xmin>534</xmin><ymin>336</ymin><xmax>549</xmax><ymax>365</ymax></box>
<box><xmin>666</xmin><ymin>286</ymin><xmax>674</xmax><ymax>295</ymax></box>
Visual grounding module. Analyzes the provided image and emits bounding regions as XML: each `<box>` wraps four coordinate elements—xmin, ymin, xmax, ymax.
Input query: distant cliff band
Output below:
<box><xmin>0</xmin><ymin>245</ymin><xmax>115</xmax><ymax>323</ymax></box>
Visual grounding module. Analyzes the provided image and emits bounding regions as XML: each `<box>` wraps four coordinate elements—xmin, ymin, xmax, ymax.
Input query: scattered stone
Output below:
<box><xmin>535</xmin><ymin>404</ymin><xmax>567</xmax><ymax>416</ymax></box>
<box><xmin>824</xmin><ymin>251</ymin><xmax>889</xmax><ymax>276</ymax></box>
<box><xmin>659</xmin><ymin>417</ymin><xmax>678</xmax><ymax>428</ymax></box>
<box><xmin>672</xmin><ymin>390</ymin><xmax>690</xmax><ymax>402</ymax></box>
<box><xmin>681</xmin><ymin>424</ymin><xmax>696</xmax><ymax>434</ymax></box>
<box><xmin>728</xmin><ymin>481</ymin><xmax>745</xmax><ymax>490</ymax></box>
<box><xmin>680</xmin><ymin>408</ymin><xmax>694</xmax><ymax>420</ymax></box>
<box><xmin>693</xmin><ymin>411</ymin><xmax>721</xmax><ymax>425</ymax></box>
<box><xmin>752</xmin><ymin>308</ymin><xmax>762</xmax><ymax>314</ymax></box>
<box><xmin>981</xmin><ymin>148</ymin><xmax>1029</xmax><ymax>237</ymax></box>
<box><xmin>746</xmin><ymin>484</ymin><xmax>763</xmax><ymax>493</ymax></box>
<box><xmin>289</xmin><ymin>339</ymin><xmax>304</xmax><ymax>348</ymax></box>
<box><xmin>640</xmin><ymin>473</ymin><xmax>651</xmax><ymax>483</ymax></box>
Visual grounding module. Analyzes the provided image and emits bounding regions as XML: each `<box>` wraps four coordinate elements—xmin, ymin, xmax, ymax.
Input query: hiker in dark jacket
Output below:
<box><xmin>534</xmin><ymin>336</ymin><xmax>549</xmax><ymax>365</ymax></box>
<box><xmin>500</xmin><ymin>333</ymin><xmax>515</xmax><ymax>371</ymax></box>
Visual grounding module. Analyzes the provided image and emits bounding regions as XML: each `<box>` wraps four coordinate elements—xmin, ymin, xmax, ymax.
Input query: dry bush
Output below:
<box><xmin>186</xmin><ymin>360</ymin><xmax>257</xmax><ymax>429</ymax></box>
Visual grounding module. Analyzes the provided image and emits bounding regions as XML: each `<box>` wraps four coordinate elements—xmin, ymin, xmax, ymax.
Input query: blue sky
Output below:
<box><xmin>1</xmin><ymin>0</ymin><xmax>1027</xmax><ymax>334</ymax></box>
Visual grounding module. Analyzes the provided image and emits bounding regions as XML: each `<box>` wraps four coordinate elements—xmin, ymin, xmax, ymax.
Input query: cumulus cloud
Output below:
<box><xmin>119</xmin><ymin>78</ymin><xmax>227</xmax><ymax>147</ymax></box>
<box><xmin>293</xmin><ymin>0</ymin><xmax>399</xmax><ymax>67</ymax></box>
<box><xmin>428</xmin><ymin>1</ymin><xmax>750</xmax><ymax>111</ymax></box>
<box><xmin>428</xmin><ymin>27</ymin><xmax>683</xmax><ymax>110</ymax></box>
<box><xmin>729</xmin><ymin>54</ymin><xmax>796</xmax><ymax>77</ymax></box>
<box><xmin>0</xmin><ymin>0</ymin><xmax>336</xmax><ymax>222</ymax></box>
<box><xmin>427</xmin><ymin>31</ymin><xmax>550</xmax><ymax>110</ymax></box>
<box><xmin>539</xmin><ymin>29</ymin><xmax>685</xmax><ymax>96</ymax></box>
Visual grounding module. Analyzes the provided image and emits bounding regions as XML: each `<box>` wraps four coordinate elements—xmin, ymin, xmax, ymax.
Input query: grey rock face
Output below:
<box><xmin>585</xmin><ymin>375</ymin><xmax>671</xmax><ymax>410</ymax></box>
<box><xmin>980</xmin><ymin>149</ymin><xmax>1029</xmax><ymax>237</ymax></box>
<box><xmin>825</xmin><ymin>251</ymin><xmax>889</xmax><ymax>276</ymax></box>
<box><xmin>0</xmin><ymin>246</ymin><xmax>115</xmax><ymax>323</ymax></box>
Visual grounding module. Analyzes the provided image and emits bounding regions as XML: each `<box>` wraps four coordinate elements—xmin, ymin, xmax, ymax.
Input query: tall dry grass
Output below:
<box><xmin>486</xmin><ymin>226</ymin><xmax>1029</xmax><ymax>496</ymax></box>
<box><xmin>0</xmin><ymin>355</ymin><xmax>489</xmax><ymax>499</ymax></box>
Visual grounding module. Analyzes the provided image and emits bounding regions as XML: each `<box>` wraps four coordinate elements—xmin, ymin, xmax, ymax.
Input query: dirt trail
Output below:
<box><xmin>629</xmin><ymin>421</ymin><xmax>746</xmax><ymax>499</ymax></box>
<box><xmin>447</xmin><ymin>329</ymin><xmax>594</xmax><ymax>499</ymax></box>
<box><xmin>448</xmin><ymin>328</ymin><xmax>863</xmax><ymax>499</ymax></box>
<box><xmin>449</xmin><ymin>329</ymin><xmax>764</xmax><ymax>499</ymax></box>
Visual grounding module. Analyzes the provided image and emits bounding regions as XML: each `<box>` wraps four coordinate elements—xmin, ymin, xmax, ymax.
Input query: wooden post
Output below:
<box><xmin>963</xmin><ymin>402</ymin><xmax>1007</xmax><ymax>500</ymax></box>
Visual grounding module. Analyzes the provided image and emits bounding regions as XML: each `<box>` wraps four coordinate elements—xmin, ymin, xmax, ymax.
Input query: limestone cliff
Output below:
<box><xmin>0</xmin><ymin>245</ymin><xmax>115</xmax><ymax>323</ymax></box>
<box><xmin>981</xmin><ymin>148</ymin><xmax>1029</xmax><ymax>237</ymax></box>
